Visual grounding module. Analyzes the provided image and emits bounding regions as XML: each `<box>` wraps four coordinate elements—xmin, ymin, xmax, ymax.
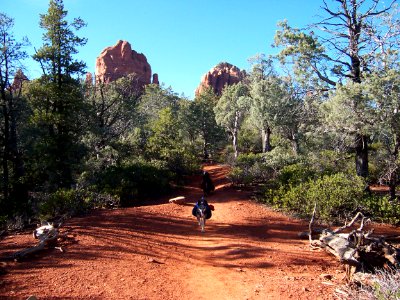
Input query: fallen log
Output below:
<box><xmin>12</xmin><ymin>222</ymin><xmax>59</xmax><ymax>261</ymax></box>
<box><xmin>308</xmin><ymin>211</ymin><xmax>399</xmax><ymax>282</ymax></box>
<box><xmin>169</xmin><ymin>196</ymin><xmax>186</xmax><ymax>204</ymax></box>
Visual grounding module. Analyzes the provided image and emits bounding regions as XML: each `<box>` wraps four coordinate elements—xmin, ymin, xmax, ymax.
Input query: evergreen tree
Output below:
<box><xmin>274</xmin><ymin>0</ymin><xmax>398</xmax><ymax>177</ymax></box>
<box><xmin>0</xmin><ymin>12</ymin><xmax>29</xmax><ymax>212</ymax></box>
<box><xmin>188</xmin><ymin>87</ymin><xmax>225</xmax><ymax>160</ymax></box>
<box><xmin>27</xmin><ymin>0</ymin><xmax>87</xmax><ymax>190</ymax></box>
<box><xmin>214</xmin><ymin>82</ymin><xmax>250</xmax><ymax>159</ymax></box>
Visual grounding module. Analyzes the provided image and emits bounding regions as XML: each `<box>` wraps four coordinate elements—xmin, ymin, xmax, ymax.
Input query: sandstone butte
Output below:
<box><xmin>94</xmin><ymin>40</ymin><xmax>158</xmax><ymax>88</ymax></box>
<box><xmin>195</xmin><ymin>62</ymin><xmax>245</xmax><ymax>96</ymax></box>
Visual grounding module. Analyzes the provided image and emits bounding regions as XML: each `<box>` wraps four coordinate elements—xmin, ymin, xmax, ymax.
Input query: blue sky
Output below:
<box><xmin>3</xmin><ymin>0</ymin><xmax>323</xmax><ymax>99</ymax></box>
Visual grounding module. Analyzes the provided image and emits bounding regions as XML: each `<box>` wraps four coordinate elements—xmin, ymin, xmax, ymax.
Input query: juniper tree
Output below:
<box><xmin>274</xmin><ymin>0</ymin><xmax>398</xmax><ymax>177</ymax></box>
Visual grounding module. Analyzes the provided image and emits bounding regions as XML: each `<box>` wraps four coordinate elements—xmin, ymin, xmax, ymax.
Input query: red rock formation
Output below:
<box><xmin>195</xmin><ymin>62</ymin><xmax>245</xmax><ymax>96</ymax></box>
<box><xmin>152</xmin><ymin>73</ymin><xmax>159</xmax><ymax>85</ymax></box>
<box><xmin>11</xmin><ymin>69</ymin><xmax>28</xmax><ymax>92</ymax></box>
<box><xmin>85</xmin><ymin>72</ymin><xmax>93</xmax><ymax>86</ymax></box>
<box><xmin>95</xmin><ymin>40</ymin><xmax>152</xmax><ymax>88</ymax></box>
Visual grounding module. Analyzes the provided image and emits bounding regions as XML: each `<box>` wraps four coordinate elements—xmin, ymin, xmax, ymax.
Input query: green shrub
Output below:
<box><xmin>307</xmin><ymin>150</ymin><xmax>354</xmax><ymax>177</ymax></box>
<box><xmin>261</xmin><ymin>147</ymin><xmax>299</xmax><ymax>173</ymax></box>
<box><xmin>360</xmin><ymin>194</ymin><xmax>400</xmax><ymax>224</ymax></box>
<box><xmin>228</xmin><ymin>153</ymin><xmax>270</xmax><ymax>186</ymax></box>
<box><xmin>39</xmin><ymin>189</ymin><xmax>89</xmax><ymax>220</ymax></box>
<box><xmin>266</xmin><ymin>173</ymin><xmax>366</xmax><ymax>223</ymax></box>
<box><xmin>278</xmin><ymin>163</ymin><xmax>315</xmax><ymax>186</ymax></box>
<box><xmin>96</xmin><ymin>160</ymin><xmax>173</xmax><ymax>207</ymax></box>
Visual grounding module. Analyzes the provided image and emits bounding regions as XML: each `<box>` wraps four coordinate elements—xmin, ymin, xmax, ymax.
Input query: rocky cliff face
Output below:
<box><xmin>195</xmin><ymin>62</ymin><xmax>245</xmax><ymax>96</ymax></box>
<box><xmin>95</xmin><ymin>40</ymin><xmax>158</xmax><ymax>87</ymax></box>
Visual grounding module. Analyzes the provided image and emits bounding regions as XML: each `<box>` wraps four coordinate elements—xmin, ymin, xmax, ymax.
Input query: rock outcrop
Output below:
<box><xmin>195</xmin><ymin>62</ymin><xmax>245</xmax><ymax>96</ymax></box>
<box><xmin>95</xmin><ymin>40</ymin><xmax>154</xmax><ymax>88</ymax></box>
<box><xmin>152</xmin><ymin>73</ymin><xmax>159</xmax><ymax>85</ymax></box>
<box><xmin>11</xmin><ymin>69</ymin><xmax>29</xmax><ymax>92</ymax></box>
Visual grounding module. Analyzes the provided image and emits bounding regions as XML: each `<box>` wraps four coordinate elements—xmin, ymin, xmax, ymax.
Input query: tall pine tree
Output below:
<box><xmin>27</xmin><ymin>0</ymin><xmax>87</xmax><ymax>190</ymax></box>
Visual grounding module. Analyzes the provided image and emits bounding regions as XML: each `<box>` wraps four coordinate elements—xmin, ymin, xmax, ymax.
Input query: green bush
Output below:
<box><xmin>360</xmin><ymin>194</ymin><xmax>400</xmax><ymax>224</ymax></box>
<box><xmin>307</xmin><ymin>150</ymin><xmax>354</xmax><ymax>177</ymax></box>
<box><xmin>39</xmin><ymin>189</ymin><xmax>90</xmax><ymax>220</ymax></box>
<box><xmin>96</xmin><ymin>160</ymin><xmax>173</xmax><ymax>207</ymax></box>
<box><xmin>228</xmin><ymin>153</ymin><xmax>270</xmax><ymax>186</ymax></box>
<box><xmin>266</xmin><ymin>173</ymin><xmax>366</xmax><ymax>223</ymax></box>
<box><xmin>278</xmin><ymin>163</ymin><xmax>316</xmax><ymax>186</ymax></box>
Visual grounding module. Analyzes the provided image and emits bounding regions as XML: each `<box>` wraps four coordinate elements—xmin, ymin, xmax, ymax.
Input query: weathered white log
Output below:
<box><xmin>319</xmin><ymin>231</ymin><xmax>360</xmax><ymax>267</ymax></box>
<box><xmin>169</xmin><ymin>196</ymin><xmax>186</xmax><ymax>204</ymax></box>
<box><xmin>13</xmin><ymin>224</ymin><xmax>59</xmax><ymax>260</ymax></box>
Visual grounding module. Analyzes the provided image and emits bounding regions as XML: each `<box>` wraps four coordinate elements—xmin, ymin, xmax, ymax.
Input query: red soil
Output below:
<box><xmin>0</xmin><ymin>164</ymin><xmax>398</xmax><ymax>300</ymax></box>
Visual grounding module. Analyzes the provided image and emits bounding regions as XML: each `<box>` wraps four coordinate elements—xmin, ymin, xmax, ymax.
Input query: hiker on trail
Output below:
<box><xmin>192</xmin><ymin>196</ymin><xmax>213</xmax><ymax>220</ymax></box>
<box><xmin>201</xmin><ymin>171</ymin><xmax>215</xmax><ymax>196</ymax></box>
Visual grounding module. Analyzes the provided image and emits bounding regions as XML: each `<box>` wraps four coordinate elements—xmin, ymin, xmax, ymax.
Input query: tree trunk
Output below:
<box><xmin>1</xmin><ymin>101</ymin><xmax>9</xmax><ymax>204</ymax></box>
<box><xmin>389</xmin><ymin>173</ymin><xmax>396</xmax><ymax>200</ymax></box>
<box><xmin>232</xmin><ymin>129</ymin><xmax>239</xmax><ymax>159</ymax></box>
<box><xmin>389</xmin><ymin>134</ymin><xmax>400</xmax><ymax>200</ymax></box>
<box><xmin>203</xmin><ymin>140</ymin><xmax>209</xmax><ymax>160</ymax></box>
<box><xmin>262</xmin><ymin>127</ymin><xmax>272</xmax><ymax>153</ymax></box>
<box><xmin>232</xmin><ymin>111</ymin><xmax>240</xmax><ymax>159</ymax></box>
<box><xmin>290</xmin><ymin>132</ymin><xmax>299</xmax><ymax>155</ymax></box>
<box><xmin>355</xmin><ymin>134</ymin><xmax>369</xmax><ymax>178</ymax></box>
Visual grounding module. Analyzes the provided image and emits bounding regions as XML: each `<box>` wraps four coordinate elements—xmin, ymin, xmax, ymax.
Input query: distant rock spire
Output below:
<box><xmin>195</xmin><ymin>62</ymin><xmax>245</xmax><ymax>96</ymax></box>
<box><xmin>95</xmin><ymin>40</ymin><xmax>155</xmax><ymax>89</ymax></box>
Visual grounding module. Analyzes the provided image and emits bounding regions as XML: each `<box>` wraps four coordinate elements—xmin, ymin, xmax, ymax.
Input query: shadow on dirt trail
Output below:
<box><xmin>0</xmin><ymin>163</ymin><xmax>345</xmax><ymax>300</ymax></box>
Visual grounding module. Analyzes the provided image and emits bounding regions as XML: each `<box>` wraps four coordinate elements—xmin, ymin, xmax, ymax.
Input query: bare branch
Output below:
<box><xmin>310</xmin><ymin>63</ymin><xmax>337</xmax><ymax>86</ymax></box>
<box><xmin>333</xmin><ymin>212</ymin><xmax>365</xmax><ymax>233</ymax></box>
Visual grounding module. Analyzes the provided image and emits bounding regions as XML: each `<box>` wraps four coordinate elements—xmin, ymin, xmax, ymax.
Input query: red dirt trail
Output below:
<box><xmin>0</xmin><ymin>164</ymin><xmax>398</xmax><ymax>300</ymax></box>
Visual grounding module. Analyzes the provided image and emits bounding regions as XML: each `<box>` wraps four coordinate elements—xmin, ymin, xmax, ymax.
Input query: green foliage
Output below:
<box><xmin>228</xmin><ymin>153</ymin><xmax>269</xmax><ymax>186</ymax></box>
<box><xmin>33</xmin><ymin>0</ymin><xmax>87</xmax><ymax>80</ymax></box>
<box><xmin>25</xmin><ymin>0</ymin><xmax>88</xmax><ymax>190</ymax></box>
<box><xmin>185</xmin><ymin>87</ymin><xmax>226</xmax><ymax>159</ymax></box>
<box><xmin>139</xmin><ymin>84</ymin><xmax>180</xmax><ymax>124</ymax></box>
<box><xmin>261</xmin><ymin>146</ymin><xmax>299</xmax><ymax>174</ymax></box>
<box><xmin>39</xmin><ymin>189</ymin><xmax>89</xmax><ymax>220</ymax></box>
<box><xmin>237</xmin><ymin>125</ymin><xmax>262</xmax><ymax>153</ymax></box>
<box><xmin>360</xmin><ymin>195</ymin><xmax>400</xmax><ymax>225</ymax></box>
<box><xmin>266</xmin><ymin>173</ymin><xmax>366</xmax><ymax>223</ymax></box>
<box><xmin>146</xmin><ymin>107</ymin><xmax>200</xmax><ymax>175</ymax></box>
<box><xmin>322</xmin><ymin>81</ymin><xmax>376</xmax><ymax>138</ymax></box>
<box><xmin>307</xmin><ymin>150</ymin><xmax>354</xmax><ymax>177</ymax></box>
<box><xmin>277</xmin><ymin>163</ymin><xmax>315</xmax><ymax>186</ymax></box>
<box><xmin>215</xmin><ymin>82</ymin><xmax>250</xmax><ymax>158</ymax></box>
<box><xmin>96</xmin><ymin>160</ymin><xmax>173</xmax><ymax>207</ymax></box>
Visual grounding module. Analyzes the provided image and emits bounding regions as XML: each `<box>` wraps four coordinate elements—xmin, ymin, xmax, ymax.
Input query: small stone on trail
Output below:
<box><xmin>147</xmin><ymin>257</ymin><xmax>164</xmax><ymax>264</ymax></box>
<box><xmin>319</xmin><ymin>273</ymin><xmax>333</xmax><ymax>280</ymax></box>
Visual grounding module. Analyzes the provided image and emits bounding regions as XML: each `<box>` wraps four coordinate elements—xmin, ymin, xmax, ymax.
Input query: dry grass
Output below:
<box><xmin>335</xmin><ymin>268</ymin><xmax>400</xmax><ymax>300</ymax></box>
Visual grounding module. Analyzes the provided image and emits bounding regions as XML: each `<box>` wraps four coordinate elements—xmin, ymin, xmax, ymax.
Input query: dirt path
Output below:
<box><xmin>1</xmin><ymin>164</ymin><xmax>397</xmax><ymax>299</ymax></box>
